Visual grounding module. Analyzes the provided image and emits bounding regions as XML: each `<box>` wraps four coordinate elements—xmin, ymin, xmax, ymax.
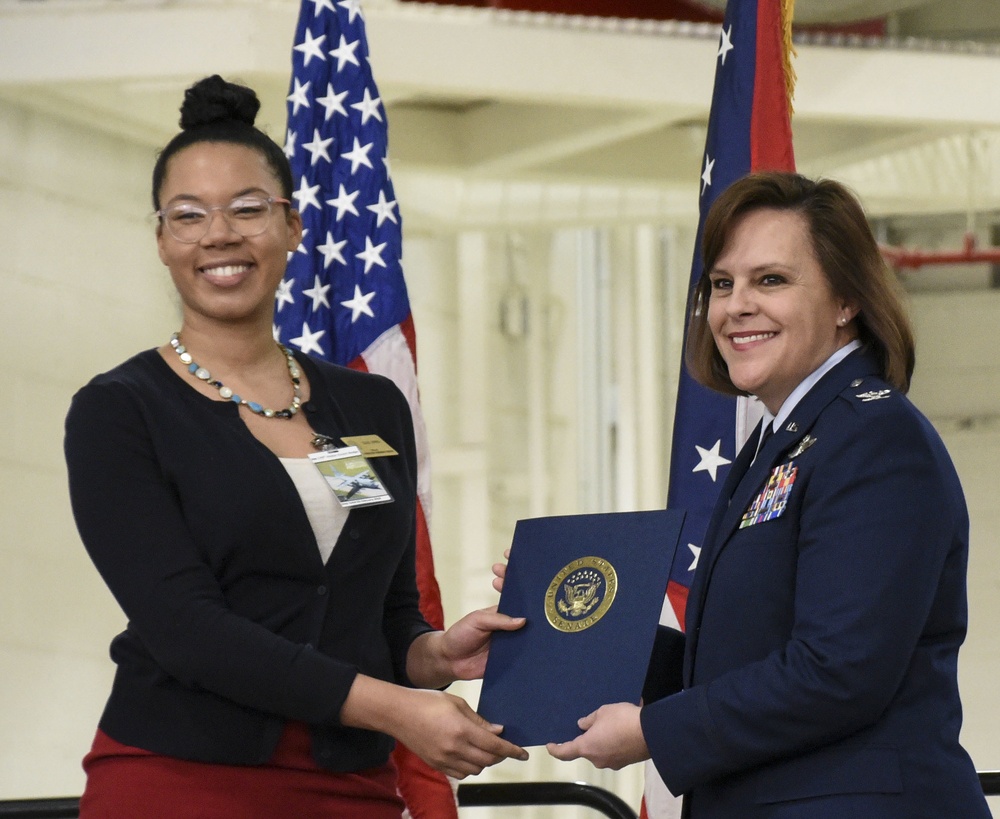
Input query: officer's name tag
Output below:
<box><xmin>308</xmin><ymin>446</ymin><xmax>393</xmax><ymax>508</ymax></box>
<box><xmin>340</xmin><ymin>434</ymin><xmax>398</xmax><ymax>458</ymax></box>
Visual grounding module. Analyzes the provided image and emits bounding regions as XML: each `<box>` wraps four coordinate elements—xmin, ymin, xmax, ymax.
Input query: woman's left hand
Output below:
<box><xmin>440</xmin><ymin>606</ymin><xmax>525</xmax><ymax>681</ymax></box>
<box><xmin>546</xmin><ymin>703</ymin><xmax>650</xmax><ymax>770</ymax></box>
<box><xmin>407</xmin><ymin>607</ymin><xmax>526</xmax><ymax>689</ymax></box>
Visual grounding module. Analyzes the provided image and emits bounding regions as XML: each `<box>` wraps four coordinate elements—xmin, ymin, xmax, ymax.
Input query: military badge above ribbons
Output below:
<box><xmin>477</xmin><ymin>510</ymin><xmax>685</xmax><ymax>747</ymax></box>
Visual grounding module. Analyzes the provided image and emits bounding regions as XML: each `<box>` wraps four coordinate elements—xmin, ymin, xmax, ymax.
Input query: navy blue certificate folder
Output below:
<box><xmin>477</xmin><ymin>509</ymin><xmax>685</xmax><ymax>747</ymax></box>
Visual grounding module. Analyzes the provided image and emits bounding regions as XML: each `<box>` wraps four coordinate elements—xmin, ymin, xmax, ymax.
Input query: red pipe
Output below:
<box><xmin>879</xmin><ymin>233</ymin><xmax>1000</xmax><ymax>270</ymax></box>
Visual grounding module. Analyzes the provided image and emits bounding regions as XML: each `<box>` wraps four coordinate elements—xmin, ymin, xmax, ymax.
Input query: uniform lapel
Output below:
<box><xmin>699</xmin><ymin>421</ymin><xmax>761</xmax><ymax>582</ymax></box>
<box><xmin>683</xmin><ymin>349</ymin><xmax>880</xmax><ymax>685</ymax></box>
<box><xmin>683</xmin><ymin>419</ymin><xmax>761</xmax><ymax>631</ymax></box>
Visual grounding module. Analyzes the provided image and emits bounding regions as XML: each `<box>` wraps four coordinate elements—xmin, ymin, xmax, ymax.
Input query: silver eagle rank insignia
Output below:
<box><xmin>855</xmin><ymin>389</ymin><xmax>892</xmax><ymax>402</ymax></box>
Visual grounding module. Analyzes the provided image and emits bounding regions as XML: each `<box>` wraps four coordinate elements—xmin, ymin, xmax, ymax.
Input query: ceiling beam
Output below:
<box><xmin>4</xmin><ymin>1</ymin><xmax>1000</xmax><ymax>128</ymax></box>
<box><xmin>459</xmin><ymin>104</ymin><xmax>697</xmax><ymax>174</ymax></box>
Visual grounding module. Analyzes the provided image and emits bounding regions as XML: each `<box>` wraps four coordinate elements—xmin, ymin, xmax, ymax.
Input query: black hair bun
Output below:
<box><xmin>179</xmin><ymin>75</ymin><xmax>260</xmax><ymax>130</ymax></box>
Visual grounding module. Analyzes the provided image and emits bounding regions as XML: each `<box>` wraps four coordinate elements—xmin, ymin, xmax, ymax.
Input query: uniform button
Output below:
<box><xmin>317</xmin><ymin>585</ymin><xmax>327</xmax><ymax>596</ymax></box>
<box><xmin>350</xmin><ymin>529</ymin><xmax>360</xmax><ymax>540</ymax></box>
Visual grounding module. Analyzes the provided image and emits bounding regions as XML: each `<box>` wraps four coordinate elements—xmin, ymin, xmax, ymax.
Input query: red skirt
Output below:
<box><xmin>79</xmin><ymin>721</ymin><xmax>405</xmax><ymax>819</ymax></box>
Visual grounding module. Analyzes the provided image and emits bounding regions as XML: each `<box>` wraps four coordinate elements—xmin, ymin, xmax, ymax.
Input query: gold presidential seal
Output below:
<box><xmin>544</xmin><ymin>556</ymin><xmax>618</xmax><ymax>632</ymax></box>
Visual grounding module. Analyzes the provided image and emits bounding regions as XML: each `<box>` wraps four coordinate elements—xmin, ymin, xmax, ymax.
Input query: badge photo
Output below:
<box><xmin>308</xmin><ymin>446</ymin><xmax>393</xmax><ymax>508</ymax></box>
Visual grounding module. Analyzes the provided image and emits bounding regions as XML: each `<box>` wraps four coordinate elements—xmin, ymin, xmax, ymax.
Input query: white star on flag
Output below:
<box><xmin>294</xmin><ymin>29</ymin><xmax>327</xmax><ymax>66</ymax></box>
<box><xmin>692</xmin><ymin>439</ymin><xmax>732</xmax><ymax>482</ymax></box>
<box><xmin>308</xmin><ymin>0</ymin><xmax>336</xmax><ymax>14</ymax></box>
<box><xmin>317</xmin><ymin>83</ymin><xmax>349</xmax><ymax>120</ymax></box>
<box><xmin>293</xmin><ymin>178</ymin><xmax>322</xmax><ymax>213</ymax></box>
<box><xmin>367</xmin><ymin>190</ymin><xmax>398</xmax><ymax>227</ymax></box>
<box><xmin>317</xmin><ymin>232</ymin><xmax>347</xmax><ymax>267</ymax></box>
<box><xmin>350</xmin><ymin>87</ymin><xmax>383</xmax><ymax>124</ymax></box>
<box><xmin>340</xmin><ymin>284</ymin><xmax>376</xmax><ymax>322</ymax></box>
<box><xmin>337</xmin><ymin>0</ymin><xmax>363</xmax><ymax>22</ymax></box>
<box><xmin>275</xmin><ymin>279</ymin><xmax>295</xmax><ymax>312</ymax></box>
<box><xmin>701</xmin><ymin>154</ymin><xmax>715</xmax><ymax>195</ymax></box>
<box><xmin>326</xmin><ymin>184</ymin><xmax>360</xmax><ymax>220</ymax></box>
<box><xmin>283</xmin><ymin>129</ymin><xmax>297</xmax><ymax>160</ymax></box>
<box><xmin>289</xmin><ymin>321</ymin><xmax>326</xmax><ymax>356</ymax></box>
<box><xmin>718</xmin><ymin>25</ymin><xmax>735</xmax><ymax>65</ymax></box>
<box><xmin>356</xmin><ymin>236</ymin><xmax>388</xmax><ymax>273</ymax></box>
<box><xmin>303</xmin><ymin>275</ymin><xmax>332</xmax><ymax>311</ymax></box>
<box><xmin>341</xmin><ymin>137</ymin><xmax>374</xmax><ymax>173</ymax></box>
<box><xmin>687</xmin><ymin>543</ymin><xmax>702</xmax><ymax>571</ymax></box>
<box><xmin>302</xmin><ymin>128</ymin><xmax>334</xmax><ymax>165</ymax></box>
<box><xmin>329</xmin><ymin>35</ymin><xmax>360</xmax><ymax>71</ymax></box>
<box><xmin>286</xmin><ymin>78</ymin><xmax>311</xmax><ymax>116</ymax></box>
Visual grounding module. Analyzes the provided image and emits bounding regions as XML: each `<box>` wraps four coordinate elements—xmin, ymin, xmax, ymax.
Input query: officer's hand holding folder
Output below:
<box><xmin>477</xmin><ymin>509</ymin><xmax>685</xmax><ymax>747</ymax></box>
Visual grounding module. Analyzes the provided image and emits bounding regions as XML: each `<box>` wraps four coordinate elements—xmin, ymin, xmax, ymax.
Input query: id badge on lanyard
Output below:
<box><xmin>308</xmin><ymin>445</ymin><xmax>393</xmax><ymax>508</ymax></box>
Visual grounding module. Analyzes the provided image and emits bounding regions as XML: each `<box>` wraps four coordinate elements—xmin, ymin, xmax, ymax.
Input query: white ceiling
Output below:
<box><xmin>2</xmin><ymin>0</ymin><xmax>1000</xmax><ymax>227</ymax></box>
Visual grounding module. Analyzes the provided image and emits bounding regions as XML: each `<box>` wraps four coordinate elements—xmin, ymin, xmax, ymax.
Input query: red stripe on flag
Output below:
<box><xmin>399</xmin><ymin>314</ymin><xmax>419</xmax><ymax>367</ymax></box>
<box><xmin>414</xmin><ymin>501</ymin><xmax>445</xmax><ymax>630</ymax></box>
<box><xmin>392</xmin><ymin>741</ymin><xmax>458</xmax><ymax>819</ymax></box>
<box><xmin>750</xmin><ymin>0</ymin><xmax>795</xmax><ymax>172</ymax></box>
<box><xmin>666</xmin><ymin>579</ymin><xmax>690</xmax><ymax>630</ymax></box>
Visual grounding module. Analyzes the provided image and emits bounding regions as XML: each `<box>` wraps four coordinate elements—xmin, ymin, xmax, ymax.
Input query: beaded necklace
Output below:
<box><xmin>169</xmin><ymin>332</ymin><xmax>302</xmax><ymax>419</ymax></box>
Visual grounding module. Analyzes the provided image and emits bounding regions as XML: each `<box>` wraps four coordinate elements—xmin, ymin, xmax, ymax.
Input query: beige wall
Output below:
<box><xmin>0</xmin><ymin>99</ymin><xmax>176</xmax><ymax>795</ymax></box>
<box><xmin>2</xmin><ymin>98</ymin><xmax>999</xmax><ymax>819</ymax></box>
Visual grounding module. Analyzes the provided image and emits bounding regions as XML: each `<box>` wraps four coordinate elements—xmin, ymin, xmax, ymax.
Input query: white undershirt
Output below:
<box><xmin>279</xmin><ymin>457</ymin><xmax>348</xmax><ymax>564</ymax></box>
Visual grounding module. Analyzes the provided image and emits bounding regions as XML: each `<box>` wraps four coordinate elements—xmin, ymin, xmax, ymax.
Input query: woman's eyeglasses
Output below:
<box><xmin>155</xmin><ymin>196</ymin><xmax>291</xmax><ymax>243</ymax></box>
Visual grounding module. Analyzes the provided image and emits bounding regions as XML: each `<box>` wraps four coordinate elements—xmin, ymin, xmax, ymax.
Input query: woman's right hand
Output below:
<box><xmin>340</xmin><ymin>675</ymin><xmax>528</xmax><ymax>778</ymax></box>
<box><xmin>491</xmin><ymin>548</ymin><xmax>511</xmax><ymax>594</ymax></box>
<box><xmin>394</xmin><ymin>688</ymin><xmax>528</xmax><ymax>778</ymax></box>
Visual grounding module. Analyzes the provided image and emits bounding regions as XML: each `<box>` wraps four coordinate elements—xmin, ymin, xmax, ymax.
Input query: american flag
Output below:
<box><xmin>643</xmin><ymin>1</ymin><xmax>795</xmax><ymax>816</ymax></box>
<box><xmin>275</xmin><ymin>1</ymin><xmax>456</xmax><ymax>815</ymax></box>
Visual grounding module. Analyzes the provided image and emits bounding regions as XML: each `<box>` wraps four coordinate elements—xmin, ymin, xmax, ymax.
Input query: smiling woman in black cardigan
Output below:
<box><xmin>64</xmin><ymin>75</ymin><xmax>526</xmax><ymax>819</ymax></box>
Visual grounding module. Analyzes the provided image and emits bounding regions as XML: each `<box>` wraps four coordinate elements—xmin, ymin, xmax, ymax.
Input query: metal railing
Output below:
<box><xmin>3</xmin><ymin>773</ymin><xmax>998</xmax><ymax>818</ymax></box>
<box><xmin>458</xmin><ymin>781</ymin><xmax>637</xmax><ymax>817</ymax></box>
<box><xmin>0</xmin><ymin>782</ymin><xmax>637</xmax><ymax>819</ymax></box>
<box><xmin>0</xmin><ymin>801</ymin><xmax>79</xmax><ymax>819</ymax></box>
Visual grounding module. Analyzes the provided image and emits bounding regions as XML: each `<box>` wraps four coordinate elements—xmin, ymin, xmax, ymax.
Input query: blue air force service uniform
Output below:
<box><xmin>641</xmin><ymin>349</ymin><xmax>991</xmax><ymax>818</ymax></box>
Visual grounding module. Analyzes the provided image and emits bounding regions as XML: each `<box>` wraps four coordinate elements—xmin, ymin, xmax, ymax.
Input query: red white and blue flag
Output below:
<box><xmin>644</xmin><ymin>1</ymin><xmax>795</xmax><ymax>816</ymax></box>
<box><xmin>276</xmin><ymin>1</ymin><xmax>456</xmax><ymax>816</ymax></box>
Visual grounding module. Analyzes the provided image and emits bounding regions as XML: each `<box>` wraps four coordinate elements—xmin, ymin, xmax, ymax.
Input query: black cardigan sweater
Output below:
<box><xmin>64</xmin><ymin>349</ymin><xmax>433</xmax><ymax>771</ymax></box>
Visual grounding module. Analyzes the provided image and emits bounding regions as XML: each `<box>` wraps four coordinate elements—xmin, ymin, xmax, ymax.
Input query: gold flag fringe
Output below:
<box><xmin>781</xmin><ymin>0</ymin><xmax>797</xmax><ymax>114</ymax></box>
